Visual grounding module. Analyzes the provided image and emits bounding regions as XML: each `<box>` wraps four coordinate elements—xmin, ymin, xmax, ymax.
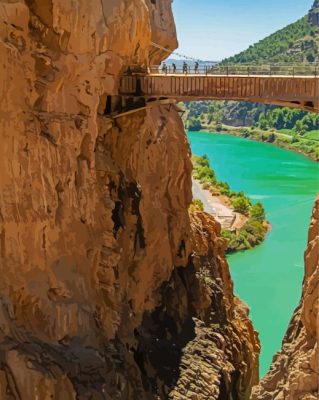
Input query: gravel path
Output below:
<box><xmin>192</xmin><ymin>179</ymin><xmax>246</xmax><ymax>229</ymax></box>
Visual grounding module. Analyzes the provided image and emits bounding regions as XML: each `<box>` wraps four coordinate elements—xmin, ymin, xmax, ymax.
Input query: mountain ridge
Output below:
<box><xmin>221</xmin><ymin>4</ymin><xmax>319</xmax><ymax>64</ymax></box>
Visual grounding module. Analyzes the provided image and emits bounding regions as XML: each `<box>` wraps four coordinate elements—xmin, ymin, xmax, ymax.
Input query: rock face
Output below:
<box><xmin>252</xmin><ymin>197</ymin><xmax>319</xmax><ymax>400</ymax></box>
<box><xmin>168</xmin><ymin>212</ymin><xmax>260</xmax><ymax>400</ymax></box>
<box><xmin>309</xmin><ymin>0</ymin><xmax>319</xmax><ymax>26</ymax></box>
<box><xmin>0</xmin><ymin>1</ymin><xmax>259</xmax><ymax>399</ymax></box>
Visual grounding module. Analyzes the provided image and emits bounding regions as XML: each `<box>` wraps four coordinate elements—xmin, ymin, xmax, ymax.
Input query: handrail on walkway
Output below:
<box><xmin>125</xmin><ymin>64</ymin><xmax>319</xmax><ymax>77</ymax></box>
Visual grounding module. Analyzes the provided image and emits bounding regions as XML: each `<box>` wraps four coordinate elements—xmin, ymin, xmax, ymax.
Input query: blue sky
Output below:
<box><xmin>172</xmin><ymin>0</ymin><xmax>314</xmax><ymax>61</ymax></box>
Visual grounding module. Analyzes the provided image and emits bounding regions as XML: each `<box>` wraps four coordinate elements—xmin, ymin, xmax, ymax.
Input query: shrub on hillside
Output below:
<box><xmin>216</xmin><ymin>123</ymin><xmax>222</xmax><ymax>132</ymax></box>
<box><xmin>189</xmin><ymin>199</ymin><xmax>204</xmax><ymax>213</ymax></box>
<box><xmin>231</xmin><ymin>195</ymin><xmax>251</xmax><ymax>215</ymax></box>
<box><xmin>217</xmin><ymin>181</ymin><xmax>231</xmax><ymax>196</ymax></box>
<box><xmin>194</xmin><ymin>166</ymin><xmax>216</xmax><ymax>183</ymax></box>
<box><xmin>188</xmin><ymin>117</ymin><xmax>202</xmax><ymax>131</ymax></box>
<box><xmin>251</xmin><ymin>202</ymin><xmax>266</xmax><ymax>222</ymax></box>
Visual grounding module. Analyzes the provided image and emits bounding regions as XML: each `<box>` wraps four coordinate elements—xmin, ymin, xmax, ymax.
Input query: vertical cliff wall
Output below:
<box><xmin>252</xmin><ymin>197</ymin><xmax>319</xmax><ymax>400</ymax></box>
<box><xmin>0</xmin><ymin>1</ymin><xmax>259</xmax><ymax>399</ymax></box>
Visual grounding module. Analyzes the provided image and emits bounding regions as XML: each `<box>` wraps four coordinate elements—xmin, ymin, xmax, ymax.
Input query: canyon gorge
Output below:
<box><xmin>252</xmin><ymin>197</ymin><xmax>318</xmax><ymax>399</ymax></box>
<box><xmin>0</xmin><ymin>1</ymin><xmax>317</xmax><ymax>399</ymax></box>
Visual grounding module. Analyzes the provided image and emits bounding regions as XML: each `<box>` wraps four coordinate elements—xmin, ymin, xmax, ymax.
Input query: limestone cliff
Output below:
<box><xmin>0</xmin><ymin>1</ymin><xmax>259</xmax><ymax>399</ymax></box>
<box><xmin>252</xmin><ymin>197</ymin><xmax>319</xmax><ymax>400</ymax></box>
<box><xmin>169</xmin><ymin>212</ymin><xmax>260</xmax><ymax>400</ymax></box>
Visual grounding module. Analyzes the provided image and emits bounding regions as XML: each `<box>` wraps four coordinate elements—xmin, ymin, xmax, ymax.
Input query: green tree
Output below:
<box><xmin>251</xmin><ymin>203</ymin><xmax>266</xmax><ymax>222</ymax></box>
<box><xmin>195</xmin><ymin>166</ymin><xmax>216</xmax><ymax>182</ymax></box>
<box><xmin>216</xmin><ymin>123</ymin><xmax>222</xmax><ymax>132</ymax></box>
<box><xmin>295</xmin><ymin>120</ymin><xmax>306</xmax><ymax>135</ymax></box>
<box><xmin>306</xmin><ymin>52</ymin><xmax>316</xmax><ymax>62</ymax></box>
<box><xmin>258</xmin><ymin>113</ymin><xmax>268</xmax><ymax>130</ymax></box>
<box><xmin>195</xmin><ymin>154</ymin><xmax>210</xmax><ymax>167</ymax></box>
<box><xmin>232</xmin><ymin>196</ymin><xmax>251</xmax><ymax>215</ymax></box>
<box><xmin>188</xmin><ymin>117</ymin><xmax>202</xmax><ymax>131</ymax></box>
<box><xmin>217</xmin><ymin>181</ymin><xmax>230</xmax><ymax>195</ymax></box>
<box><xmin>268</xmin><ymin>133</ymin><xmax>276</xmax><ymax>143</ymax></box>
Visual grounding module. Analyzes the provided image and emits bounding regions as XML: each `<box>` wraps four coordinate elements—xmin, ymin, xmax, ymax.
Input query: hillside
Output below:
<box><xmin>184</xmin><ymin>1</ymin><xmax>319</xmax><ymax>160</ymax></box>
<box><xmin>221</xmin><ymin>14</ymin><xmax>319</xmax><ymax>64</ymax></box>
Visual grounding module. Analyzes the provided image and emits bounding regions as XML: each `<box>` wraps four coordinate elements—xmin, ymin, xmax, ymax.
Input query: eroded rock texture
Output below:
<box><xmin>0</xmin><ymin>1</ymin><xmax>259</xmax><ymax>399</ymax></box>
<box><xmin>309</xmin><ymin>0</ymin><xmax>319</xmax><ymax>26</ymax></box>
<box><xmin>168</xmin><ymin>212</ymin><xmax>260</xmax><ymax>400</ymax></box>
<box><xmin>252</xmin><ymin>197</ymin><xmax>319</xmax><ymax>400</ymax></box>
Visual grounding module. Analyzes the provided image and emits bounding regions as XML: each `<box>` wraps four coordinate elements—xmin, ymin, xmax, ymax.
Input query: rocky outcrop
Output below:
<box><xmin>168</xmin><ymin>212</ymin><xmax>260</xmax><ymax>400</ymax></box>
<box><xmin>309</xmin><ymin>0</ymin><xmax>319</xmax><ymax>26</ymax></box>
<box><xmin>149</xmin><ymin>0</ymin><xmax>178</xmax><ymax>63</ymax></box>
<box><xmin>129</xmin><ymin>211</ymin><xmax>260</xmax><ymax>399</ymax></box>
<box><xmin>0</xmin><ymin>1</ymin><xmax>259</xmax><ymax>399</ymax></box>
<box><xmin>252</xmin><ymin>197</ymin><xmax>319</xmax><ymax>400</ymax></box>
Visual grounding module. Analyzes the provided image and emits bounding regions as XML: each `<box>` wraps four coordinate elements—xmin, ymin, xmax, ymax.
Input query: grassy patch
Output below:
<box><xmin>304</xmin><ymin>130</ymin><xmax>319</xmax><ymax>141</ymax></box>
<box><xmin>278</xmin><ymin>129</ymin><xmax>294</xmax><ymax>135</ymax></box>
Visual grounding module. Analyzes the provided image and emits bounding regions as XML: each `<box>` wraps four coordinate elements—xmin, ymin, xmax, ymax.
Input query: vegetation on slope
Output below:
<box><xmin>185</xmin><ymin>102</ymin><xmax>319</xmax><ymax>133</ymax></box>
<box><xmin>183</xmin><ymin>101</ymin><xmax>319</xmax><ymax>160</ymax></box>
<box><xmin>221</xmin><ymin>15</ymin><xmax>319</xmax><ymax>64</ymax></box>
<box><xmin>185</xmin><ymin>3</ymin><xmax>319</xmax><ymax>160</ymax></box>
<box><xmin>190</xmin><ymin>155</ymin><xmax>269</xmax><ymax>253</ymax></box>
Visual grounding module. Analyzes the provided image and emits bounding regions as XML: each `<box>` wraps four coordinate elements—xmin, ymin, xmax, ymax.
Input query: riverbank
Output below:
<box><xmin>180</xmin><ymin>100</ymin><xmax>319</xmax><ymax>161</ymax></box>
<box><xmin>199</xmin><ymin>123</ymin><xmax>319</xmax><ymax>161</ymax></box>
<box><xmin>191</xmin><ymin>155</ymin><xmax>270</xmax><ymax>253</ymax></box>
<box><xmin>192</xmin><ymin>179</ymin><xmax>248</xmax><ymax>230</ymax></box>
<box><xmin>188</xmin><ymin>131</ymin><xmax>319</xmax><ymax>375</ymax></box>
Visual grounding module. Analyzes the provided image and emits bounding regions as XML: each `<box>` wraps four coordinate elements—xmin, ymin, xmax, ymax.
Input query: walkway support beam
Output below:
<box><xmin>120</xmin><ymin>75</ymin><xmax>319</xmax><ymax>113</ymax></box>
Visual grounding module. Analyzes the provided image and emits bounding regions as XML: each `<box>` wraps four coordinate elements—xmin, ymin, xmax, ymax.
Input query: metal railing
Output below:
<box><xmin>147</xmin><ymin>64</ymin><xmax>319</xmax><ymax>77</ymax></box>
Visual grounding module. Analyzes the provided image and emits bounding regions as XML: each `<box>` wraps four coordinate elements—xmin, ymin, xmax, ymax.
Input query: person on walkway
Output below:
<box><xmin>194</xmin><ymin>61</ymin><xmax>199</xmax><ymax>73</ymax></box>
<box><xmin>172</xmin><ymin>63</ymin><xmax>177</xmax><ymax>74</ymax></box>
<box><xmin>161</xmin><ymin>62</ymin><xmax>168</xmax><ymax>74</ymax></box>
<box><xmin>183</xmin><ymin>61</ymin><xmax>188</xmax><ymax>74</ymax></box>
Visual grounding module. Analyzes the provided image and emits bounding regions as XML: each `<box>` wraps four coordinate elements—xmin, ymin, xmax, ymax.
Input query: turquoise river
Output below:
<box><xmin>188</xmin><ymin>131</ymin><xmax>319</xmax><ymax>377</ymax></box>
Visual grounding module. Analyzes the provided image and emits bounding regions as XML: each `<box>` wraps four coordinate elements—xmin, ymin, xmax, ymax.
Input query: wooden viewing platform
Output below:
<box><xmin>120</xmin><ymin>72</ymin><xmax>319</xmax><ymax>113</ymax></box>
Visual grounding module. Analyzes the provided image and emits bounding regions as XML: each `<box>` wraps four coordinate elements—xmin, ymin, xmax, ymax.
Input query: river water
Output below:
<box><xmin>187</xmin><ymin>131</ymin><xmax>319</xmax><ymax>377</ymax></box>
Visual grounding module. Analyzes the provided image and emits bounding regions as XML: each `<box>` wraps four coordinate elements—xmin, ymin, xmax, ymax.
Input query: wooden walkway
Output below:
<box><xmin>120</xmin><ymin>74</ymin><xmax>319</xmax><ymax>112</ymax></box>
